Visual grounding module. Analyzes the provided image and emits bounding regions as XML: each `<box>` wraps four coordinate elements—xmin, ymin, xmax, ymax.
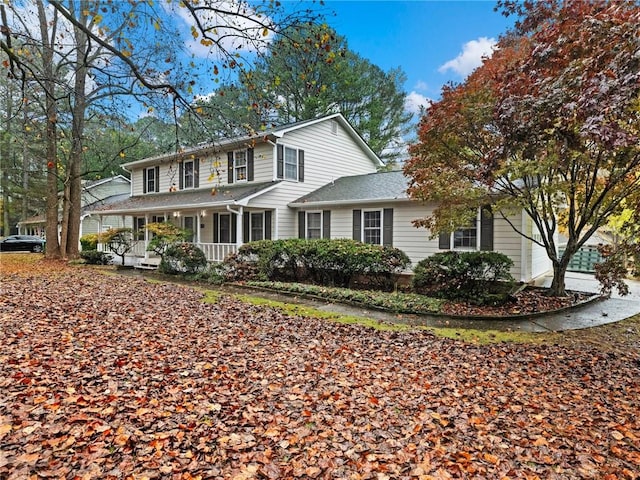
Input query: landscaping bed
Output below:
<box><xmin>243</xmin><ymin>280</ymin><xmax>600</xmax><ymax>319</ymax></box>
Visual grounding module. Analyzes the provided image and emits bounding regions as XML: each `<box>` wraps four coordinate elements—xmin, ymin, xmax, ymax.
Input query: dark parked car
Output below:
<box><xmin>0</xmin><ymin>235</ymin><xmax>45</xmax><ymax>253</ymax></box>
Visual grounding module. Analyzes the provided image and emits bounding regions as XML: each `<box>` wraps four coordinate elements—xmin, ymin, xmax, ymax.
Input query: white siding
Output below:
<box><xmin>315</xmin><ymin>202</ymin><xmax>539</xmax><ymax>281</ymax></box>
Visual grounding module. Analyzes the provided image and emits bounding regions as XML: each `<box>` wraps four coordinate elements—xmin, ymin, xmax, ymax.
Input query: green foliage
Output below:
<box><xmin>80</xmin><ymin>233</ymin><xmax>100</xmax><ymax>251</ymax></box>
<box><xmin>246</xmin><ymin>281</ymin><xmax>444</xmax><ymax>315</ymax></box>
<box><xmin>102</xmin><ymin>228</ymin><xmax>134</xmax><ymax>266</ymax></box>
<box><xmin>223</xmin><ymin>239</ymin><xmax>410</xmax><ymax>289</ymax></box>
<box><xmin>80</xmin><ymin>250</ymin><xmax>111</xmax><ymax>265</ymax></box>
<box><xmin>412</xmin><ymin>251</ymin><xmax>514</xmax><ymax>305</ymax></box>
<box><xmin>146</xmin><ymin>222</ymin><xmax>189</xmax><ymax>256</ymax></box>
<box><xmin>160</xmin><ymin>243</ymin><xmax>207</xmax><ymax>275</ymax></box>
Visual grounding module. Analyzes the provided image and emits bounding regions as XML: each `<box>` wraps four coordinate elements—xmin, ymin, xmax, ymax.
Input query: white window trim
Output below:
<box><xmin>362</xmin><ymin>209</ymin><xmax>383</xmax><ymax>246</ymax></box>
<box><xmin>183</xmin><ymin>159</ymin><xmax>195</xmax><ymax>189</ymax></box>
<box><xmin>234</xmin><ymin>150</ymin><xmax>248</xmax><ymax>183</ymax></box>
<box><xmin>306</xmin><ymin>211</ymin><xmax>323</xmax><ymax>239</ymax></box>
<box><xmin>451</xmin><ymin>210</ymin><xmax>480</xmax><ymax>250</ymax></box>
<box><xmin>283</xmin><ymin>145</ymin><xmax>299</xmax><ymax>181</ymax></box>
<box><xmin>145</xmin><ymin>166</ymin><xmax>156</xmax><ymax>193</ymax></box>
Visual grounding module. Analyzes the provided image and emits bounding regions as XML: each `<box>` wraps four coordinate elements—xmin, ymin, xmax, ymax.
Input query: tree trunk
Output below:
<box><xmin>62</xmin><ymin>0</ymin><xmax>89</xmax><ymax>259</ymax></box>
<box><xmin>37</xmin><ymin>0</ymin><xmax>61</xmax><ymax>259</ymax></box>
<box><xmin>547</xmin><ymin>246</ymin><xmax>575</xmax><ymax>297</ymax></box>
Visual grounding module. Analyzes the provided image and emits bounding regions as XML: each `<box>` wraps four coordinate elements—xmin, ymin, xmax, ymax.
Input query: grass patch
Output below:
<box><xmin>245</xmin><ymin>281</ymin><xmax>444</xmax><ymax>314</ymax></box>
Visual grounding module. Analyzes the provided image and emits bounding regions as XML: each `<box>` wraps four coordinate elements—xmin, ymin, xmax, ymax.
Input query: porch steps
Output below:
<box><xmin>134</xmin><ymin>257</ymin><xmax>161</xmax><ymax>270</ymax></box>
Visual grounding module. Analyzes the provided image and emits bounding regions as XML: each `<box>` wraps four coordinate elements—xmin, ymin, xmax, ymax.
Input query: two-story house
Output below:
<box><xmin>90</xmin><ymin>113</ymin><xmax>552</xmax><ymax>283</ymax></box>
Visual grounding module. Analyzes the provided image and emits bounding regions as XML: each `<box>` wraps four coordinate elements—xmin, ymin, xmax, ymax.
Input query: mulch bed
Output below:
<box><xmin>440</xmin><ymin>288</ymin><xmax>598</xmax><ymax>317</ymax></box>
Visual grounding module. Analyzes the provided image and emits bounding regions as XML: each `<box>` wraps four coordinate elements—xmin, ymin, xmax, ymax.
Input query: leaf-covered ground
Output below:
<box><xmin>1</xmin><ymin>256</ymin><xmax>639</xmax><ymax>479</ymax></box>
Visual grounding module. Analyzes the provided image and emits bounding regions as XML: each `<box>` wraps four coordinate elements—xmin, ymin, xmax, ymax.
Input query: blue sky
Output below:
<box><xmin>313</xmin><ymin>1</ymin><xmax>516</xmax><ymax>113</ymax></box>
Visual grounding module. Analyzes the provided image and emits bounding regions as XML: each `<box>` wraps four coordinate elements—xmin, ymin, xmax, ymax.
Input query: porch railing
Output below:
<box><xmin>97</xmin><ymin>241</ymin><xmax>237</xmax><ymax>264</ymax></box>
<box><xmin>195</xmin><ymin>243</ymin><xmax>238</xmax><ymax>263</ymax></box>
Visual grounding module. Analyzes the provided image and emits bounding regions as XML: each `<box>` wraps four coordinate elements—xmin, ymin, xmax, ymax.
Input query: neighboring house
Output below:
<box><xmin>88</xmin><ymin>113</ymin><xmax>552</xmax><ymax>282</ymax></box>
<box><xmin>17</xmin><ymin>175</ymin><xmax>132</xmax><ymax>240</ymax></box>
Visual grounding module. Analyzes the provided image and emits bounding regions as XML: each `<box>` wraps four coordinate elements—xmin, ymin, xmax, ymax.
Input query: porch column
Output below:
<box><xmin>144</xmin><ymin>214</ymin><xmax>149</xmax><ymax>260</ymax></box>
<box><xmin>236</xmin><ymin>206</ymin><xmax>244</xmax><ymax>248</ymax></box>
<box><xmin>197</xmin><ymin>211</ymin><xmax>202</xmax><ymax>244</ymax></box>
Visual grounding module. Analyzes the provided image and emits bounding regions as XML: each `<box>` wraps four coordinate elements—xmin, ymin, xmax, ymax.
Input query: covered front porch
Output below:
<box><xmin>88</xmin><ymin>181</ymin><xmax>281</xmax><ymax>266</ymax></box>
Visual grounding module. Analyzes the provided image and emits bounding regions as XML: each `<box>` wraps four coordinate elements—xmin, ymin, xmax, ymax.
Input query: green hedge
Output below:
<box><xmin>412</xmin><ymin>251</ymin><xmax>514</xmax><ymax>305</ymax></box>
<box><xmin>160</xmin><ymin>243</ymin><xmax>207</xmax><ymax>275</ymax></box>
<box><xmin>223</xmin><ymin>239</ymin><xmax>410</xmax><ymax>289</ymax></box>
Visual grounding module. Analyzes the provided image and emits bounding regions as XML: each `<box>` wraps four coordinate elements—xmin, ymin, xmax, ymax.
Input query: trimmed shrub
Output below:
<box><xmin>80</xmin><ymin>233</ymin><xmax>100</xmax><ymax>251</ymax></box>
<box><xmin>160</xmin><ymin>243</ymin><xmax>207</xmax><ymax>275</ymax></box>
<box><xmin>222</xmin><ymin>238</ymin><xmax>410</xmax><ymax>289</ymax></box>
<box><xmin>80</xmin><ymin>250</ymin><xmax>111</xmax><ymax>265</ymax></box>
<box><xmin>412</xmin><ymin>251</ymin><xmax>514</xmax><ymax>305</ymax></box>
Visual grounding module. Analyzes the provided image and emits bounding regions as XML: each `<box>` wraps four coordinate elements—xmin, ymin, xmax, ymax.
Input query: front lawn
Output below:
<box><xmin>1</xmin><ymin>255</ymin><xmax>639</xmax><ymax>478</ymax></box>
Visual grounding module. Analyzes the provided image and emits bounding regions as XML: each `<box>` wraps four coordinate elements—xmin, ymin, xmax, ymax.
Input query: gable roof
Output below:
<box><xmin>121</xmin><ymin>113</ymin><xmax>382</xmax><ymax>169</ymax></box>
<box><xmin>82</xmin><ymin>175</ymin><xmax>130</xmax><ymax>189</ymax></box>
<box><xmin>87</xmin><ymin>181</ymin><xmax>280</xmax><ymax>216</ymax></box>
<box><xmin>289</xmin><ymin>170</ymin><xmax>410</xmax><ymax>208</ymax></box>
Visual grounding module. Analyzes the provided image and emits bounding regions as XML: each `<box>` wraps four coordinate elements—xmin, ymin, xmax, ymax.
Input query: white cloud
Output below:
<box><xmin>405</xmin><ymin>91</ymin><xmax>432</xmax><ymax>115</ymax></box>
<box><xmin>438</xmin><ymin>37</ymin><xmax>497</xmax><ymax>78</ymax></box>
<box><xmin>414</xmin><ymin>80</ymin><xmax>429</xmax><ymax>92</ymax></box>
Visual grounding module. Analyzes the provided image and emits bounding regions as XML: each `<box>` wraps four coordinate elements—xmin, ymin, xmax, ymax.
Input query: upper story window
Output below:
<box><xmin>143</xmin><ymin>166</ymin><xmax>159</xmax><ymax>194</ymax></box>
<box><xmin>277</xmin><ymin>145</ymin><xmax>304</xmax><ymax>182</ymax></box>
<box><xmin>227</xmin><ymin>149</ymin><xmax>253</xmax><ymax>184</ymax></box>
<box><xmin>179</xmin><ymin>159</ymin><xmax>199</xmax><ymax>190</ymax></box>
<box><xmin>234</xmin><ymin>150</ymin><xmax>247</xmax><ymax>182</ymax></box>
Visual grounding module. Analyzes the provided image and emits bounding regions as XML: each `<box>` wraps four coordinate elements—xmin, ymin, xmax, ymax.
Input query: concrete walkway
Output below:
<box><xmin>234</xmin><ymin>272</ymin><xmax>640</xmax><ymax>333</ymax></box>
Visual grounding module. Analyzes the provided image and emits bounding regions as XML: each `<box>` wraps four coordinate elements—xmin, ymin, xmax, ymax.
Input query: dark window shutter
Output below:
<box><xmin>383</xmin><ymin>208</ymin><xmax>393</xmax><ymax>246</ymax></box>
<box><xmin>212</xmin><ymin>213</ymin><xmax>219</xmax><ymax>243</ymax></box>
<box><xmin>352</xmin><ymin>209</ymin><xmax>362</xmax><ymax>241</ymax></box>
<box><xmin>439</xmin><ymin>232</ymin><xmax>451</xmax><ymax>249</ymax></box>
<box><xmin>227</xmin><ymin>152</ymin><xmax>234</xmax><ymax>184</ymax></box>
<box><xmin>264</xmin><ymin>211</ymin><xmax>272</xmax><ymax>240</ymax></box>
<box><xmin>179</xmin><ymin>162</ymin><xmax>184</xmax><ymax>190</ymax></box>
<box><xmin>322</xmin><ymin>210</ymin><xmax>331</xmax><ymax>239</ymax></box>
<box><xmin>298</xmin><ymin>150</ymin><xmax>304</xmax><ymax>182</ymax></box>
<box><xmin>243</xmin><ymin>211</ymin><xmax>250</xmax><ymax>243</ymax></box>
<box><xmin>276</xmin><ymin>145</ymin><xmax>284</xmax><ymax>179</ymax></box>
<box><xmin>231</xmin><ymin>214</ymin><xmax>237</xmax><ymax>244</ymax></box>
<box><xmin>143</xmin><ymin>169</ymin><xmax>147</xmax><ymax>194</ymax></box>
<box><xmin>298</xmin><ymin>211</ymin><xmax>306</xmax><ymax>239</ymax></box>
<box><xmin>480</xmin><ymin>206</ymin><xmax>494</xmax><ymax>251</ymax></box>
<box><xmin>194</xmin><ymin>158</ymin><xmax>200</xmax><ymax>188</ymax></box>
<box><xmin>247</xmin><ymin>148</ymin><xmax>254</xmax><ymax>181</ymax></box>
<box><xmin>154</xmin><ymin>166</ymin><xmax>160</xmax><ymax>192</ymax></box>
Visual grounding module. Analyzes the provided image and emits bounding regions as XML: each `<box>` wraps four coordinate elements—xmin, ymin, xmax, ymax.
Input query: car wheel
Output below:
<box><xmin>32</xmin><ymin>245</ymin><xmax>43</xmax><ymax>253</ymax></box>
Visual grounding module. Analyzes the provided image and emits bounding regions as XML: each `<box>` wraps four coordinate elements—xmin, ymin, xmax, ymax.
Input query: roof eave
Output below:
<box><xmin>289</xmin><ymin>197</ymin><xmax>411</xmax><ymax>209</ymax></box>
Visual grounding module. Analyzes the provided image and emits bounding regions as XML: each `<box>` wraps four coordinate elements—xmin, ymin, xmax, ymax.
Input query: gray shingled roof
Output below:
<box><xmin>290</xmin><ymin>170</ymin><xmax>410</xmax><ymax>207</ymax></box>
<box><xmin>87</xmin><ymin>181</ymin><xmax>280</xmax><ymax>215</ymax></box>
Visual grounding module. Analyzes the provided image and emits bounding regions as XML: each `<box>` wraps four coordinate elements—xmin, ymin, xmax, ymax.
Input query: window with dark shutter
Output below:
<box><xmin>276</xmin><ymin>145</ymin><xmax>284</xmax><ymax>179</ymax></box>
<box><xmin>352</xmin><ymin>210</ymin><xmax>362</xmax><ymax>241</ymax></box>
<box><xmin>298</xmin><ymin>150</ymin><xmax>304</xmax><ymax>182</ymax></box>
<box><xmin>227</xmin><ymin>152</ymin><xmax>234</xmax><ymax>184</ymax></box>
<box><xmin>438</xmin><ymin>232</ymin><xmax>451</xmax><ymax>249</ymax></box>
<box><xmin>298</xmin><ymin>211</ymin><xmax>306</xmax><ymax>239</ymax></box>
<box><xmin>480</xmin><ymin>206</ymin><xmax>494</xmax><ymax>251</ymax></box>
<box><xmin>264</xmin><ymin>211</ymin><xmax>272</xmax><ymax>240</ymax></box>
<box><xmin>247</xmin><ymin>148</ymin><xmax>254</xmax><ymax>181</ymax></box>
<box><xmin>322</xmin><ymin>210</ymin><xmax>331</xmax><ymax>238</ymax></box>
<box><xmin>383</xmin><ymin>208</ymin><xmax>393</xmax><ymax>246</ymax></box>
